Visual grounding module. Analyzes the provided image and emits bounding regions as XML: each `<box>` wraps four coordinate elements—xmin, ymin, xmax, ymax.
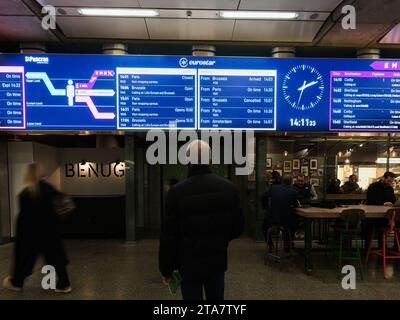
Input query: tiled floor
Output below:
<box><xmin>0</xmin><ymin>238</ymin><xmax>399</xmax><ymax>300</ymax></box>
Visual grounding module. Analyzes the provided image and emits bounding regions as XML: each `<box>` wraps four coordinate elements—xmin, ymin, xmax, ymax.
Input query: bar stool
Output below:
<box><xmin>265</xmin><ymin>225</ymin><xmax>292</xmax><ymax>263</ymax></box>
<box><xmin>327</xmin><ymin>209</ymin><xmax>365</xmax><ymax>279</ymax></box>
<box><xmin>365</xmin><ymin>208</ymin><xmax>400</xmax><ymax>279</ymax></box>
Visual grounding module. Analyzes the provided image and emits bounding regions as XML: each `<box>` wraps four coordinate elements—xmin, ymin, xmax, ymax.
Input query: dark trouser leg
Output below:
<box><xmin>204</xmin><ymin>273</ymin><xmax>225</xmax><ymax>300</ymax></box>
<box><xmin>181</xmin><ymin>277</ymin><xmax>203</xmax><ymax>300</ymax></box>
<box><xmin>43</xmin><ymin>242</ymin><xmax>70</xmax><ymax>289</ymax></box>
<box><xmin>12</xmin><ymin>247</ymin><xmax>38</xmax><ymax>288</ymax></box>
<box><xmin>54</xmin><ymin>264</ymin><xmax>70</xmax><ymax>289</ymax></box>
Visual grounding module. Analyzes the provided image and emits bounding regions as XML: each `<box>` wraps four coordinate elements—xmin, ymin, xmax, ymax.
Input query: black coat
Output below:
<box><xmin>14</xmin><ymin>181</ymin><xmax>68</xmax><ymax>277</ymax></box>
<box><xmin>366</xmin><ymin>181</ymin><xmax>396</xmax><ymax>205</ymax></box>
<box><xmin>263</xmin><ymin>184</ymin><xmax>299</xmax><ymax>227</ymax></box>
<box><xmin>159</xmin><ymin>165</ymin><xmax>244</xmax><ymax>279</ymax></box>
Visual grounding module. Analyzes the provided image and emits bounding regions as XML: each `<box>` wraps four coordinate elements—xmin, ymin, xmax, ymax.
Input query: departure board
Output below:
<box><xmin>117</xmin><ymin>68</ymin><xmax>196</xmax><ymax>129</ymax></box>
<box><xmin>0</xmin><ymin>54</ymin><xmax>399</xmax><ymax>132</ymax></box>
<box><xmin>198</xmin><ymin>69</ymin><xmax>276</xmax><ymax>130</ymax></box>
<box><xmin>0</xmin><ymin>66</ymin><xmax>25</xmax><ymax>129</ymax></box>
<box><xmin>330</xmin><ymin>70</ymin><xmax>400</xmax><ymax>131</ymax></box>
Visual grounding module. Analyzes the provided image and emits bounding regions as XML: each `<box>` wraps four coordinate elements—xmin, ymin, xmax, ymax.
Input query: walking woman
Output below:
<box><xmin>3</xmin><ymin>163</ymin><xmax>72</xmax><ymax>293</ymax></box>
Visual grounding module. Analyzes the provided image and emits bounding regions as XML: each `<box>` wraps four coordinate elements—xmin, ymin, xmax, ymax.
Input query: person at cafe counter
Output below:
<box><xmin>342</xmin><ymin>174</ymin><xmax>362</xmax><ymax>194</ymax></box>
<box><xmin>293</xmin><ymin>174</ymin><xmax>318</xmax><ymax>205</ymax></box>
<box><xmin>366</xmin><ymin>171</ymin><xmax>398</xmax><ymax>249</ymax></box>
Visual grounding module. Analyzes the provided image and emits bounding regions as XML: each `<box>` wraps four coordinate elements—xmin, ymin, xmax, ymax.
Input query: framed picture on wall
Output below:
<box><xmin>310</xmin><ymin>159</ymin><xmax>318</xmax><ymax>170</ymax></box>
<box><xmin>266</xmin><ymin>158</ymin><xmax>272</xmax><ymax>168</ymax></box>
<box><xmin>301</xmin><ymin>166</ymin><xmax>308</xmax><ymax>176</ymax></box>
<box><xmin>292</xmin><ymin>159</ymin><xmax>300</xmax><ymax>170</ymax></box>
<box><xmin>310</xmin><ymin>178</ymin><xmax>320</xmax><ymax>187</ymax></box>
<box><xmin>284</xmin><ymin>161</ymin><xmax>292</xmax><ymax>173</ymax></box>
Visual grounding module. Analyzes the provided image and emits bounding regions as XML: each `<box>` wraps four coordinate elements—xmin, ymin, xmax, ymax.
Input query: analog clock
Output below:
<box><xmin>282</xmin><ymin>64</ymin><xmax>324</xmax><ymax>111</ymax></box>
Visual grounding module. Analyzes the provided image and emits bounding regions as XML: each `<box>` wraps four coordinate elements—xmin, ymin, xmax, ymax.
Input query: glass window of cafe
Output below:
<box><xmin>260</xmin><ymin>133</ymin><xmax>400</xmax><ymax>196</ymax></box>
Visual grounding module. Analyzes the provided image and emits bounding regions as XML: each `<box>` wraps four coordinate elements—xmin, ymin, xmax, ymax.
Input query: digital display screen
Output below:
<box><xmin>0</xmin><ymin>54</ymin><xmax>399</xmax><ymax>131</ymax></box>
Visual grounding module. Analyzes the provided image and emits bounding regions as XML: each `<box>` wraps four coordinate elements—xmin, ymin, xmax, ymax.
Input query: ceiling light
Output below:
<box><xmin>77</xmin><ymin>8</ymin><xmax>160</xmax><ymax>17</ymax></box>
<box><xmin>219</xmin><ymin>11</ymin><xmax>298</xmax><ymax>20</ymax></box>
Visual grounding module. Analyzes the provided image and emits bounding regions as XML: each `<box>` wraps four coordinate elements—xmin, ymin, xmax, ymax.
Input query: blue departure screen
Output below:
<box><xmin>0</xmin><ymin>54</ymin><xmax>399</xmax><ymax>131</ymax></box>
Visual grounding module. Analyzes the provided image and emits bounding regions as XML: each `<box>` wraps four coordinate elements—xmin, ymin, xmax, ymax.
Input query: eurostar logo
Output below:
<box><xmin>179</xmin><ymin>57</ymin><xmax>189</xmax><ymax>68</ymax></box>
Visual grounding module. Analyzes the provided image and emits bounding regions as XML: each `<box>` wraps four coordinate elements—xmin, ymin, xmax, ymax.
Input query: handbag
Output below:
<box><xmin>53</xmin><ymin>193</ymin><xmax>76</xmax><ymax>215</ymax></box>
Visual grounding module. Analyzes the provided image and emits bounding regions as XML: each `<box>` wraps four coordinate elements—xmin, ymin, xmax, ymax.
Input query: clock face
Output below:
<box><xmin>282</xmin><ymin>64</ymin><xmax>324</xmax><ymax>111</ymax></box>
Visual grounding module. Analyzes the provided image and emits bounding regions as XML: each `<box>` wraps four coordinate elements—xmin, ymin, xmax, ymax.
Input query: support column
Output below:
<box><xmin>0</xmin><ymin>137</ymin><xmax>10</xmax><ymax>244</ymax></box>
<box><xmin>271</xmin><ymin>47</ymin><xmax>295</xmax><ymax>58</ymax></box>
<box><xmin>103</xmin><ymin>43</ymin><xmax>128</xmax><ymax>55</ymax></box>
<box><xmin>103</xmin><ymin>43</ymin><xmax>135</xmax><ymax>241</ymax></box>
<box><xmin>19</xmin><ymin>43</ymin><xmax>47</xmax><ymax>54</ymax></box>
<box><xmin>125</xmin><ymin>134</ymin><xmax>136</xmax><ymax>242</ymax></box>
<box><xmin>192</xmin><ymin>45</ymin><xmax>216</xmax><ymax>57</ymax></box>
<box><xmin>255</xmin><ymin>135</ymin><xmax>267</xmax><ymax>242</ymax></box>
<box><xmin>356</xmin><ymin>48</ymin><xmax>380</xmax><ymax>59</ymax></box>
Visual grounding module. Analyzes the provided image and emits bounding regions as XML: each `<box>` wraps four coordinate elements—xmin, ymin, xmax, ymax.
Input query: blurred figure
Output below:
<box><xmin>264</xmin><ymin>175</ymin><xmax>299</xmax><ymax>240</ymax></box>
<box><xmin>270</xmin><ymin>170</ymin><xmax>281</xmax><ymax>185</ymax></box>
<box><xmin>342</xmin><ymin>174</ymin><xmax>361</xmax><ymax>194</ymax></box>
<box><xmin>3</xmin><ymin>163</ymin><xmax>71</xmax><ymax>293</ymax></box>
<box><xmin>159</xmin><ymin>140</ymin><xmax>244</xmax><ymax>300</ymax></box>
<box><xmin>293</xmin><ymin>174</ymin><xmax>318</xmax><ymax>205</ymax></box>
<box><xmin>327</xmin><ymin>178</ymin><xmax>343</xmax><ymax>194</ymax></box>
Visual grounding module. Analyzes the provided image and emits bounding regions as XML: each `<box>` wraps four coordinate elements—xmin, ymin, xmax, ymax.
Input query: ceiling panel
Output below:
<box><xmin>232</xmin><ymin>20</ymin><xmax>323</xmax><ymax>42</ymax></box>
<box><xmin>319</xmin><ymin>23</ymin><xmax>392</xmax><ymax>46</ymax></box>
<box><xmin>380</xmin><ymin>23</ymin><xmax>400</xmax><ymax>44</ymax></box>
<box><xmin>37</xmin><ymin>0</ymin><xmax>140</xmax><ymax>7</ymax></box>
<box><xmin>0</xmin><ymin>16</ymin><xmax>57</xmax><ymax>41</ymax></box>
<box><xmin>146</xmin><ymin>19</ymin><xmax>234</xmax><ymax>40</ymax></box>
<box><xmin>56</xmin><ymin>17</ymin><xmax>148</xmax><ymax>39</ymax></box>
<box><xmin>239</xmin><ymin>0</ymin><xmax>344</xmax><ymax>11</ymax></box>
<box><xmin>0</xmin><ymin>0</ymin><xmax>33</xmax><ymax>15</ymax></box>
<box><xmin>139</xmin><ymin>0</ymin><xmax>239</xmax><ymax>9</ymax></box>
<box><xmin>352</xmin><ymin>0</ymin><xmax>400</xmax><ymax>24</ymax></box>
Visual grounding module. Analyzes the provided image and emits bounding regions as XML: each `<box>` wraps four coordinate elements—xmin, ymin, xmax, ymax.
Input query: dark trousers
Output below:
<box><xmin>181</xmin><ymin>272</ymin><xmax>225</xmax><ymax>300</ymax></box>
<box><xmin>12</xmin><ymin>245</ymin><xmax>70</xmax><ymax>289</ymax></box>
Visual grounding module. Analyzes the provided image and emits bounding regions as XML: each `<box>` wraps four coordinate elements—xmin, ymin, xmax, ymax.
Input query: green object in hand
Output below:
<box><xmin>168</xmin><ymin>271</ymin><xmax>182</xmax><ymax>295</ymax></box>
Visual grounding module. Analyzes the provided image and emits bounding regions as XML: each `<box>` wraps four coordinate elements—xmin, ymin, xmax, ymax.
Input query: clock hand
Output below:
<box><xmin>297</xmin><ymin>80</ymin><xmax>306</xmax><ymax>107</ymax></box>
<box><xmin>298</xmin><ymin>80</ymin><xmax>318</xmax><ymax>91</ymax></box>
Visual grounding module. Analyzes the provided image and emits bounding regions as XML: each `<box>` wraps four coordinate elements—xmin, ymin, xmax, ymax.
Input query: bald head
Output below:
<box><xmin>186</xmin><ymin>139</ymin><xmax>211</xmax><ymax>164</ymax></box>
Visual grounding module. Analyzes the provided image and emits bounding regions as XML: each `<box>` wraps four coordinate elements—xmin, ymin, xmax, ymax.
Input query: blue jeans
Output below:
<box><xmin>181</xmin><ymin>272</ymin><xmax>225</xmax><ymax>300</ymax></box>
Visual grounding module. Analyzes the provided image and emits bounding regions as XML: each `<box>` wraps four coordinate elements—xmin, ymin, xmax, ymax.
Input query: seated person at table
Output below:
<box><xmin>342</xmin><ymin>174</ymin><xmax>362</xmax><ymax>194</ymax></box>
<box><xmin>366</xmin><ymin>171</ymin><xmax>396</xmax><ymax>206</ymax></box>
<box><xmin>262</xmin><ymin>175</ymin><xmax>299</xmax><ymax>241</ymax></box>
<box><xmin>366</xmin><ymin>171</ymin><xmax>397</xmax><ymax>249</ymax></box>
<box><xmin>293</xmin><ymin>174</ymin><xmax>318</xmax><ymax>205</ymax></box>
<box><xmin>327</xmin><ymin>178</ymin><xmax>343</xmax><ymax>194</ymax></box>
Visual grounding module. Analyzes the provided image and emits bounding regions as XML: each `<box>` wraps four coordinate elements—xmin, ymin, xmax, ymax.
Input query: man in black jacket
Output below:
<box><xmin>159</xmin><ymin>140</ymin><xmax>244</xmax><ymax>300</ymax></box>
<box><xmin>366</xmin><ymin>171</ymin><xmax>397</xmax><ymax>249</ymax></box>
<box><xmin>366</xmin><ymin>171</ymin><xmax>396</xmax><ymax>206</ymax></box>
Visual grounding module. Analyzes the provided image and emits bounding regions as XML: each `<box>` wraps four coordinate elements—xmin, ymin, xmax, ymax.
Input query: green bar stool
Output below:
<box><xmin>328</xmin><ymin>209</ymin><xmax>365</xmax><ymax>280</ymax></box>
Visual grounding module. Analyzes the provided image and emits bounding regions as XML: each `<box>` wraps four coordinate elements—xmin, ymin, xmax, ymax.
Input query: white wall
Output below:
<box><xmin>7</xmin><ymin>143</ymin><xmax>126</xmax><ymax>237</ymax></box>
<box><xmin>8</xmin><ymin>142</ymin><xmax>34</xmax><ymax>237</ymax></box>
<box><xmin>33</xmin><ymin>142</ymin><xmax>61</xmax><ymax>190</ymax></box>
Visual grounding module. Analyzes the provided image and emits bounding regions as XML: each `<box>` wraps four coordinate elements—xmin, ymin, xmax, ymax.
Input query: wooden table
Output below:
<box><xmin>325</xmin><ymin>194</ymin><xmax>366</xmax><ymax>202</ymax></box>
<box><xmin>295</xmin><ymin>205</ymin><xmax>390</xmax><ymax>275</ymax></box>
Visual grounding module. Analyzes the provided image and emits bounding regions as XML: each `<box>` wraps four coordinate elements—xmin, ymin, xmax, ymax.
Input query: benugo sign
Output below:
<box><xmin>61</xmin><ymin>162</ymin><xmax>125</xmax><ymax>195</ymax></box>
<box><xmin>65</xmin><ymin>162</ymin><xmax>125</xmax><ymax>178</ymax></box>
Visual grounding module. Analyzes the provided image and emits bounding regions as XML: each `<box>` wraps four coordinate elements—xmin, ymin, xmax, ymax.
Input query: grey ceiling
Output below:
<box><xmin>0</xmin><ymin>0</ymin><xmax>399</xmax><ymax>49</ymax></box>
